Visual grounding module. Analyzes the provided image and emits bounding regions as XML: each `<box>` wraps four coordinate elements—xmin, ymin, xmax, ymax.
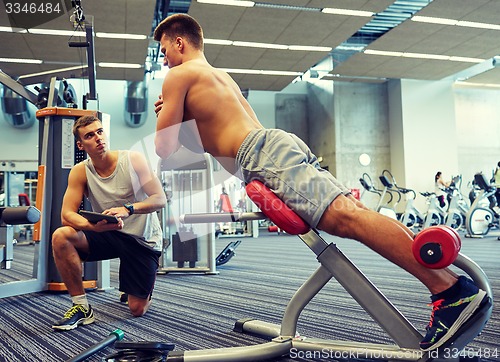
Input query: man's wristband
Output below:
<box><xmin>124</xmin><ymin>202</ymin><xmax>134</xmax><ymax>215</ymax></box>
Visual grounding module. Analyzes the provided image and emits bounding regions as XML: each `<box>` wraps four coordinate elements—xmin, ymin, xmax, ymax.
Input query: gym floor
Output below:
<box><xmin>0</xmin><ymin>230</ymin><xmax>499</xmax><ymax>361</ymax></box>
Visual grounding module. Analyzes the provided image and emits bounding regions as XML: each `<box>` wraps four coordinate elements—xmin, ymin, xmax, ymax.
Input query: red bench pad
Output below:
<box><xmin>245</xmin><ymin>180</ymin><xmax>310</xmax><ymax>235</ymax></box>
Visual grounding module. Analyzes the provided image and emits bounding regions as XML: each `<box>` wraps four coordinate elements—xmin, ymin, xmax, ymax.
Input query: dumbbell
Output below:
<box><xmin>412</xmin><ymin>225</ymin><xmax>461</xmax><ymax>269</ymax></box>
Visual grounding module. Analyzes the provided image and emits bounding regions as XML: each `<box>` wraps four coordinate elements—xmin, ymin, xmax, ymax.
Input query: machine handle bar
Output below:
<box><xmin>181</xmin><ymin>212</ymin><xmax>266</xmax><ymax>224</ymax></box>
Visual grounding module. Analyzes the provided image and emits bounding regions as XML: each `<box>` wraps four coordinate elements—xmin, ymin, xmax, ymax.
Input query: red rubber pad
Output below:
<box><xmin>412</xmin><ymin>225</ymin><xmax>461</xmax><ymax>269</ymax></box>
<box><xmin>245</xmin><ymin>180</ymin><xmax>310</xmax><ymax>235</ymax></box>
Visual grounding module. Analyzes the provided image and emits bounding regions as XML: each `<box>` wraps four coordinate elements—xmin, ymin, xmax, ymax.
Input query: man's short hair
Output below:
<box><xmin>153</xmin><ymin>13</ymin><xmax>204</xmax><ymax>50</ymax></box>
<box><xmin>73</xmin><ymin>115</ymin><xmax>100</xmax><ymax>140</ymax></box>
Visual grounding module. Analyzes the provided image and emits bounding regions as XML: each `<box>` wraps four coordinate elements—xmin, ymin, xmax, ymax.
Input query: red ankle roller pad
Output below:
<box><xmin>245</xmin><ymin>180</ymin><xmax>310</xmax><ymax>235</ymax></box>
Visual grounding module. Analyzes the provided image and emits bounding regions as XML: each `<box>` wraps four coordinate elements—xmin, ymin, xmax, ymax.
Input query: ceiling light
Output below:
<box><xmin>96</xmin><ymin>32</ymin><xmax>147</xmax><ymax>40</ymax></box>
<box><xmin>255</xmin><ymin>3</ymin><xmax>319</xmax><ymax>11</ymax></box>
<box><xmin>197</xmin><ymin>0</ymin><xmax>374</xmax><ymax>17</ymax></box>
<box><xmin>411</xmin><ymin>16</ymin><xmax>457</xmax><ymax>25</ymax></box>
<box><xmin>365</xmin><ymin>49</ymin><xmax>485</xmax><ymax>63</ymax></box>
<box><xmin>288</xmin><ymin>45</ymin><xmax>332</xmax><ymax>52</ymax></box>
<box><xmin>17</xmin><ymin>65</ymin><xmax>87</xmax><ymax>79</ymax></box>
<box><xmin>220</xmin><ymin>68</ymin><xmax>301</xmax><ymax>76</ymax></box>
<box><xmin>456</xmin><ymin>21</ymin><xmax>500</xmax><ymax>30</ymax></box>
<box><xmin>204</xmin><ymin>39</ymin><xmax>233</xmax><ymax>45</ymax></box>
<box><xmin>0</xmin><ymin>57</ymin><xmax>42</xmax><ymax>64</ymax></box>
<box><xmin>412</xmin><ymin>16</ymin><xmax>500</xmax><ymax>30</ymax></box>
<box><xmin>449</xmin><ymin>56</ymin><xmax>483</xmax><ymax>63</ymax></box>
<box><xmin>364</xmin><ymin>49</ymin><xmax>402</xmax><ymax>57</ymax></box>
<box><xmin>197</xmin><ymin>0</ymin><xmax>254</xmax><ymax>7</ymax></box>
<box><xmin>322</xmin><ymin>8</ymin><xmax>374</xmax><ymax>17</ymax></box>
<box><xmin>98</xmin><ymin>62</ymin><xmax>142</xmax><ymax>69</ymax></box>
<box><xmin>22</xmin><ymin>28</ymin><xmax>147</xmax><ymax>40</ymax></box>
<box><xmin>207</xmin><ymin>39</ymin><xmax>330</xmax><ymax>52</ymax></box>
<box><xmin>402</xmin><ymin>52</ymin><xmax>449</xmax><ymax>60</ymax></box>
<box><xmin>28</xmin><ymin>28</ymin><xmax>86</xmax><ymax>36</ymax></box>
<box><xmin>233</xmin><ymin>41</ymin><xmax>288</xmax><ymax>50</ymax></box>
<box><xmin>0</xmin><ymin>26</ymin><xmax>27</xmax><ymax>33</ymax></box>
<box><xmin>258</xmin><ymin>70</ymin><xmax>302</xmax><ymax>76</ymax></box>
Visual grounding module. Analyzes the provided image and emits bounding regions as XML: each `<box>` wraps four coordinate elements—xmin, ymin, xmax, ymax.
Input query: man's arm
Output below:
<box><xmin>155</xmin><ymin>68</ymin><xmax>188</xmax><ymax>158</ymax></box>
<box><xmin>61</xmin><ymin>163</ymin><xmax>123</xmax><ymax>231</ymax></box>
<box><xmin>109</xmin><ymin>151</ymin><xmax>167</xmax><ymax>217</ymax></box>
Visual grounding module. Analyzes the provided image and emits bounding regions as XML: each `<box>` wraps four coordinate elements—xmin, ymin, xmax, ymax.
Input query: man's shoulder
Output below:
<box><xmin>174</xmin><ymin>59</ymin><xmax>211</xmax><ymax>76</ymax></box>
<box><xmin>68</xmin><ymin>161</ymin><xmax>87</xmax><ymax>183</ymax></box>
<box><xmin>72</xmin><ymin>160</ymin><xmax>87</xmax><ymax>171</ymax></box>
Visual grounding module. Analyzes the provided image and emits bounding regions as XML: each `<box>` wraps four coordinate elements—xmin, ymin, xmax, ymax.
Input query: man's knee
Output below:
<box><xmin>51</xmin><ymin>226</ymin><xmax>86</xmax><ymax>257</ymax></box>
<box><xmin>128</xmin><ymin>296</ymin><xmax>151</xmax><ymax>317</ymax></box>
<box><xmin>52</xmin><ymin>226</ymin><xmax>76</xmax><ymax>248</ymax></box>
<box><xmin>318</xmin><ymin>195</ymin><xmax>363</xmax><ymax>237</ymax></box>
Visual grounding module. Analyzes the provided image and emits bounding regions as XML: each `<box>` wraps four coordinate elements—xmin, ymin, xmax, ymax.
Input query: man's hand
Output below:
<box><xmin>92</xmin><ymin>217</ymin><xmax>124</xmax><ymax>231</ymax></box>
<box><xmin>86</xmin><ymin>206</ymin><xmax>128</xmax><ymax>232</ymax></box>
<box><xmin>154</xmin><ymin>94</ymin><xmax>163</xmax><ymax>117</ymax></box>
<box><xmin>103</xmin><ymin>206</ymin><xmax>131</xmax><ymax>219</ymax></box>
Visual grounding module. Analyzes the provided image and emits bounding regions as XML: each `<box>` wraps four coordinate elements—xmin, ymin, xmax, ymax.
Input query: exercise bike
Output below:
<box><xmin>359</xmin><ymin>173</ymin><xmax>380</xmax><ymax>202</ymax></box>
<box><xmin>465</xmin><ymin>173</ymin><xmax>499</xmax><ymax>238</ymax></box>
<box><xmin>359</xmin><ymin>172</ymin><xmax>401</xmax><ymax>220</ymax></box>
<box><xmin>359</xmin><ymin>172</ymin><xmax>396</xmax><ymax>219</ymax></box>
<box><xmin>444</xmin><ymin>175</ymin><xmax>469</xmax><ymax>230</ymax></box>
<box><xmin>380</xmin><ymin>170</ymin><xmax>425</xmax><ymax>229</ymax></box>
<box><xmin>378</xmin><ymin>170</ymin><xmax>404</xmax><ymax>220</ymax></box>
<box><xmin>420</xmin><ymin>192</ymin><xmax>448</xmax><ymax>229</ymax></box>
<box><xmin>399</xmin><ymin>188</ymin><xmax>426</xmax><ymax>229</ymax></box>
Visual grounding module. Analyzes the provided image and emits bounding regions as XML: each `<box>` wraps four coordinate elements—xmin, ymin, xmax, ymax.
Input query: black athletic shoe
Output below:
<box><xmin>52</xmin><ymin>304</ymin><xmax>95</xmax><ymax>331</ymax></box>
<box><xmin>420</xmin><ymin>277</ymin><xmax>488</xmax><ymax>351</ymax></box>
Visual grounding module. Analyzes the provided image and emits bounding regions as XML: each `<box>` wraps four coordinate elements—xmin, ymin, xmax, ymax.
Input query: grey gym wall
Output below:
<box><xmin>246</xmin><ymin>91</ymin><xmax>276</xmax><ymax>129</ymax></box>
<box><xmin>388</xmin><ymin>79</ymin><xmax>500</xmax><ymax>211</ymax></box>
<box><xmin>303</xmin><ymin>80</ymin><xmax>391</xmax><ymax>209</ymax></box>
<box><xmin>454</xmin><ymin>86</ymin><xmax>500</xmax><ymax>182</ymax></box>
<box><xmin>306</xmin><ymin>80</ymin><xmax>335</xmax><ymax>171</ymax></box>
<box><xmin>333</xmin><ymin>81</ymin><xmax>391</xmax><ymax>192</ymax></box>
<box><xmin>389</xmin><ymin>78</ymin><xmax>459</xmax><ymax>212</ymax></box>
<box><xmin>275</xmin><ymin>93</ymin><xmax>308</xmax><ymax>143</ymax></box>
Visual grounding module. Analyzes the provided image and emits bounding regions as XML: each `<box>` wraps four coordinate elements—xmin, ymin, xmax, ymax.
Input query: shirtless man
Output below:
<box><xmin>153</xmin><ymin>13</ymin><xmax>488</xmax><ymax>351</ymax></box>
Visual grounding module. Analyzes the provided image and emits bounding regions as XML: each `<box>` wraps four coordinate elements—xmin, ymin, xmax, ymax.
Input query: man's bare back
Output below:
<box><xmin>156</xmin><ymin>55</ymin><xmax>262</xmax><ymax>162</ymax></box>
<box><xmin>183</xmin><ymin>60</ymin><xmax>263</xmax><ymax>158</ymax></box>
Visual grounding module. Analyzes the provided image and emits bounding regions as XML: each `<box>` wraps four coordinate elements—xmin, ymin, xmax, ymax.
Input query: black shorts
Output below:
<box><xmin>80</xmin><ymin>230</ymin><xmax>161</xmax><ymax>299</ymax></box>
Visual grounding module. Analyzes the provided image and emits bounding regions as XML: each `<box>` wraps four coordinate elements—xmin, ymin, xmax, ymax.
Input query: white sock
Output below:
<box><xmin>71</xmin><ymin>294</ymin><xmax>89</xmax><ymax>309</ymax></box>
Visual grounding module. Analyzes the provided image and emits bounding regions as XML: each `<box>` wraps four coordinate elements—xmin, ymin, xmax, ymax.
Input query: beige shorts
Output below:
<box><xmin>235</xmin><ymin>129</ymin><xmax>350</xmax><ymax>228</ymax></box>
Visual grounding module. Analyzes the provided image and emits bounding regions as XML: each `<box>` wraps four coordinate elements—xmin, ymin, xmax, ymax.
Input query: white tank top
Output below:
<box><xmin>84</xmin><ymin>150</ymin><xmax>162</xmax><ymax>250</ymax></box>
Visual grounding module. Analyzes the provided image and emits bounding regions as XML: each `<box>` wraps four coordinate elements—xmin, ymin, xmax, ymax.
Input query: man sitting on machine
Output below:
<box><xmin>153</xmin><ymin>13</ymin><xmax>489</xmax><ymax>351</ymax></box>
<box><xmin>51</xmin><ymin>115</ymin><xmax>166</xmax><ymax>331</ymax></box>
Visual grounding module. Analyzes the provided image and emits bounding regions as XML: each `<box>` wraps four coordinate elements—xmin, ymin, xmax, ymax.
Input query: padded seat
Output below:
<box><xmin>245</xmin><ymin>181</ymin><xmax>310</xmax><ymax>235</ymax></box>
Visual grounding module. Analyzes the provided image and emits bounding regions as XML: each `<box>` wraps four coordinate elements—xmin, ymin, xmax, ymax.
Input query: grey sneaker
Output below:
<box><xmin>52</xmin><ymin>304</ymin><xmax>95</xmax><ymax>331</ymax></box>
